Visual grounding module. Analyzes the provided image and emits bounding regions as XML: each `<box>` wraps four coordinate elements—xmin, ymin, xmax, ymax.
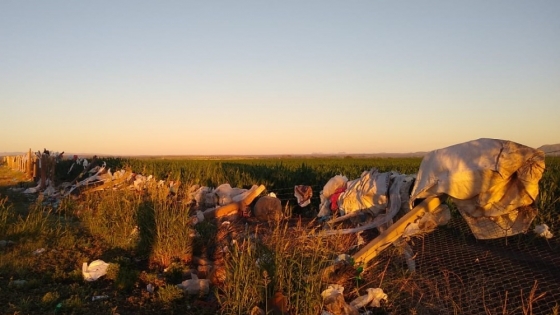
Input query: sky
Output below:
<box><xmin>1</xmin><ymin>1</ymin><xmax>559</xmax><ymax>156</ymax></box>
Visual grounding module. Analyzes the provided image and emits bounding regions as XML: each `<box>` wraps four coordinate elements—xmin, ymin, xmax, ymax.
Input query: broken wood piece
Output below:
<box><xmin>326</xmin><ymin>210</ymin><xmax>364</xmax><ymax>225</ymax></box>
<box><xmin>203</xmin><ymin>184</ymin><xmax>266</xmax><ymax>220</ymax></box>
<box><xmin>84</xmin><ymin>172</ymin><xmax>131</xmax><ymax>193</ymax></box>
<box><xmin>352</xmin><ymin>196</ymin><xmax>442</xmax><ymax>266</ymax></box>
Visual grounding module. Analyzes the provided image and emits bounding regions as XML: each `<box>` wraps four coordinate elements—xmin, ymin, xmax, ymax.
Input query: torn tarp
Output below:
<box><xmin>318</xmin><ymin>169</ymin><xmax>416</xmax><ymax>231</ymax></box>
<box><xmin>410</xmin><ymin>138</ymin><xmax>545</xmax><ymax>239</ymax></box>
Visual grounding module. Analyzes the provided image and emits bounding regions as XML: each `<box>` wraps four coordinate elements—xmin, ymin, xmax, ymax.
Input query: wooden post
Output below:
<box><xmin>352</xmin><ymin>196</ymin><xmax>442</xmax><ymax>265</ymax></box>
<box><xmin>27</xmin><ymin>149</ymin><xmax>32</xmax><ymax>178</ymax></box>
<box><xmin>40</xmin><ymin>154</ymin><xmax>47</xmax><ymax>190</ymax></box>
<box><xmin>33</xmin><ymin>157</ymin><xmax>39</xmax><ymax>180</ymax></box>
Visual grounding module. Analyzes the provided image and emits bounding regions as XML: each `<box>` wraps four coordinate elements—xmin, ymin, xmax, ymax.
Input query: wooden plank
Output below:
<box><xmin>352</xmin><ymin>196</ymin><xmax>442</xmax><ymax>265</ymax></box>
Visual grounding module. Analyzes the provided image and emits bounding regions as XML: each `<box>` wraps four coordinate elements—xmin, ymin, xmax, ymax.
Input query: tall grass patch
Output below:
<box><xmin>79</xmin><ymin>189</ymin><xmax>142</xmax><ymax>250</ymax></box>
<box><xmin>219</xmin><ymin>219</ymin><xmax>356</xmax><ymax>315</ymax></box>
<box><xmin>536</xmin><ymin>157</ymin><xmax>560</xmax><ymax>229</ymax></box>
<box><xmin>142</xmin><ymin>183</ymin><xmax>193</xmax><ymax>268</ymax></box>
<box><xmin>0</xmin><ymin>195</ymin><xmax>53</xmax><ymax>241</ymax></box>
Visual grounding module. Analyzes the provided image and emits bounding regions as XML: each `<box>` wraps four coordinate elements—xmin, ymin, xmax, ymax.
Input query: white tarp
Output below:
<box><xmin>410</xmin><ymin>138</ymin><xmax>545</xmax><ymax>239</ymax></box>
<box><xmin>318</xmin><ymin>169</ymin><xmax>417</xmax><ymax>233</ymax></box>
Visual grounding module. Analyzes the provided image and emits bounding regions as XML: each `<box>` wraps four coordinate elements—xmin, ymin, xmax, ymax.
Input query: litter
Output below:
<box><xmin>82</xmin><ymin>260</ymin><xmax>109</xmax><ymax>281</ymax></box>
<box><xmin>177</xmin><ymin>273</ymin><xmax>210</xmax><ymax>295</ymax></box>
<box><xmin>92</xmin><ymin>295</ymin><xmax>109</xmax><ymax>301</ymax></box>
<box><xmin>33</xmin><ymin>248</ymin><xmax>46</xmax><ymax>255</ymax></box>
<box><xmin>410</xmin><ymin>138</ymin><xmax>545</xmax><ymax>240</ymax></box>
<box><xmin>294</xmin><ymin>185</ymin><xmax>313</xmax><ymax>207</ymax></box>
<box><xmin>349</xmin><ymin>288</ymin><xmax>388</xmax><ymax>308</ymax></box>
<box><xmin>321</xmin><ymin>284</ymin><xmax>359</xmax><ymax>315</ymax></box>
<box><xmin>317</xmin><ymin>138</ymin><xmax>546</xmax><ymax>276</ymax></box>
<box><xmin>534</xmin><ymin>224</ymin><xmax>554</xmax><ymax>239</ymax></box>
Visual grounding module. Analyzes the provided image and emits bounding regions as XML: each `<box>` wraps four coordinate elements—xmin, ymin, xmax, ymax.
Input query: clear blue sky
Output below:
<box><xmin>1</xmin><ymin>1</ymin><xmax>559</xmax><ymax>155</ymax></box>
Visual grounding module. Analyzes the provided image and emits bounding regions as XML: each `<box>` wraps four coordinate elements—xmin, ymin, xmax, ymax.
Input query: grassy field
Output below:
<box><xmin>0</xmin><ymin>156</ymin><xmax>559</xmax><ymax>315</ymax></box>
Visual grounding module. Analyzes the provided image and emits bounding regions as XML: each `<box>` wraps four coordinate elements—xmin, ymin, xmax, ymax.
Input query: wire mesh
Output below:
<box><xmin>372</xmin><ymin>217</ymin><xmax>560</xmax><ymax>315</ymax></box>
<box><xmin>261</xmin><ymin>186</ymin><xmax>559</xmax><ymax>314</ymax></box>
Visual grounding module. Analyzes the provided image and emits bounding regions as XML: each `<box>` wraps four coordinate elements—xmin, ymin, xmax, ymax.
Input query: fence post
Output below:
<box><xmin>40</xmin><ymin>154</ymin><xmax>47</xmax><ymax>190</ymax></box>
<box><xmin>27</xmin><ymin>149</ymin><xmax>33</xmax><ymax>178</ymax></box>
<box><xmin>33</xmin><ymin>156</ymin><xmax>39</xmax><ymax>180</ymax></box>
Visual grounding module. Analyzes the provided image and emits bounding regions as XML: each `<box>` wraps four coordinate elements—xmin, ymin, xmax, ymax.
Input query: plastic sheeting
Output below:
<box><xmin>410</xmin><ymin>138</ymin><xmax>545</xmax><ymax>239</ymax></box>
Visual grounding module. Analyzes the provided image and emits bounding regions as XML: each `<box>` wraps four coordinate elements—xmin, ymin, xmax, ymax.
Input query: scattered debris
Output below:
<box><xmin>201</xmin><ymin>184</ymin><xmax>266</xmax><ymax>221</ymax></box>
<box><xmin>402</xmin><ymin>204</ymin><xmax>451</xmax><ymax>239</ymax></box>
<box><xmin>321</xmin><ymin>284</ymin><xmax>358</xmax><ymax>315</ymax></box>
<box><xmin>350</xmin><ymin>288</ymin><xmax>388</xmax><ymax>308</ymax></box>
<box><xmin>92</xmin><ymin>295</ymin><xmax>109</xmax><ymax>301</ymax></box>
<box><xmin>33</xmin><ymin>248</ymin><xmax>46</xmax><ymax>255</ymax></box>
<box><xmin>82</xmin><ymin>260</ymin><xmax>110</xmax><ymax>281</ymax></box>
<box><xmin>1</xmin><ymin>138</ymin><xmax>550</xmax><ymax>313</ymax></box>
<box><xmin>318</xmin><ymin>138</ymin><xmax>546</xmax><ymax>272</ymax></box>
<box><xmin>410</xmin><ymin>138</ymin><xmax>545</xmax><ymax>240</ymax></box>
<box><xmin>320</xmin><ymin>284</ymin><xmax>387</xmax><ymax>314</ymax></box>
<box><xmin>534</xmin><ymin>224</ymin><xmax>554</xmax><ymax>239</ymax></box>
<box><xmin>294</xmin><ymin>185</ymin><xmax>313</xmax><ymax>207</ymax></box>
<box><xmin>177</xmin><ymin>273</ymin><xmax>210</xmax><ymax>295</ymax></box>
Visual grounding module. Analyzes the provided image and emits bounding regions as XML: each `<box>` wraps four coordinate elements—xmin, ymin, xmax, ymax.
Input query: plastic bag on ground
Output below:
<box><xmin>82</xmin><ymin>260</ymin><xmax>109</xmax><ymax>281</ymax></box>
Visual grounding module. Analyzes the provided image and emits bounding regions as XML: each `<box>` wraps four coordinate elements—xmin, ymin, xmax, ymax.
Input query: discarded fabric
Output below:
<box><xmin>410</xmin><ymin>138</ymin><xmax>545</xmax><ymax>239</ymax></box>
<box><xmin>294</xmin><ymin>185</ymin><xmax>313</xmax><ymax>207</ymax></box>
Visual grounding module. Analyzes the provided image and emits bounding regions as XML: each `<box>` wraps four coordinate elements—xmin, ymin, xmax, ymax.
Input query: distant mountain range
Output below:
<box><xmin>2</xmin><ymin>143</ymin><xmax>559</xmax><ymax>158</ymax></box>
<box><xmin>538</xmin><ymin>144</ymin><xmax>560</xmax><ymax>156</ymax></box>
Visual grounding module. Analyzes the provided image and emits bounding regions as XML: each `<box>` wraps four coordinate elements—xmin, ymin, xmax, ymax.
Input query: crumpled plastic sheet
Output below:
<box><xmin>534</xmin><ymin>224</ymin><xmax>554</xmax><ymax>239</ymax></box>
<box><xmin>321</xmin><ymin>284</ymin><xmax>388</xmax><ymax>314</ymax></box>
<box><xmin>82</xmin><ymin>260</ymin><xmax>109</xmax><ymax>281</ymax></box>
<box><xmin>350</xmin><ymin>288</ymin><xmax>388</xmax><ymax>308</ymax></box>
<box><xmin>177</xmin><ymin>273</ymin><xmax>210</xmax><ymax>295</ymax></box>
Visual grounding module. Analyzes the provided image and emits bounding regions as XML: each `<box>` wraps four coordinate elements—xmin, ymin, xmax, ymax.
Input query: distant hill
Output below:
<box><xmin>2</xmin><ymin>143</ymin><xmax>558</xmax><ymax>158</ymax></box>
<box><xmin>538</xmin><ymin>144</ymin><xmax>560</xmax><ymax>156</ymax></box>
